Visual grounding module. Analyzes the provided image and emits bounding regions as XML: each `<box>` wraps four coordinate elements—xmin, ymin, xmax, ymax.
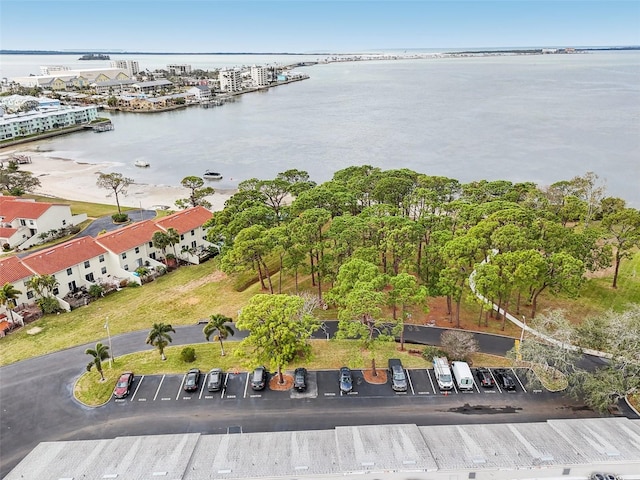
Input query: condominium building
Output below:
<box><xmin>110</xmin><ymin>60</ymin><xmax>140</xmax><ymax>77</ymax></box>
<box><xmin>167</xmin><ymin>64</ymin><xmax>192</xmax><ymax>75</ymax></box>
<box><xmin>250</xmin><ymin>65</ymin><xmax>269</xmax><ymax>86</ymax></box>
<box><xmin>219</xmin><ymin>68</ymin><xmax>242</xmax><ymax>92</ymax></box>
<box><xmin>0</xmin><ymin>105</ymin><xmax>98</xmax><ymax>141</ymax></box>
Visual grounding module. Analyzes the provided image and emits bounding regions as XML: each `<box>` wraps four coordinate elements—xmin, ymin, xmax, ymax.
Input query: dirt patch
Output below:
<box><xmin>26</xmin><ymin>327</ymin><xmax>42</xmax><ymax>335</ymax></box>
<box><xmin>175</xmin><ymin>271</ymin><xmax>227</xmax><ymax>293</ymax></box>
<box><xmin>363</xmin><ymin>369</ymin><xmax>387</xmax><ymax>384</ymax></box>
<box><xmin>269</xmin><ymin>373</ymin><xmax>293</xmax><ymax>391</ymax></box>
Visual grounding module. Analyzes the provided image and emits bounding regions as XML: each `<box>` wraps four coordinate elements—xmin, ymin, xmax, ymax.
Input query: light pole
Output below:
<box><xmin>520</xmin><ymin>315</ymin><xmax>527</xmax><ymax>344</ymax></box>
<box><xmin>104</xmin><ymin>316</ymin><xmax>113</xmax><ymax>368</ymax></box>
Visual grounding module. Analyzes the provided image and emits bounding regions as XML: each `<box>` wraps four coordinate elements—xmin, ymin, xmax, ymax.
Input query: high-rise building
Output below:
<box><xmin>250</xmin><ymin>65</ymin><xmax>269</xmax><ymax>86</ymax></box>
<box><xmin>110</xmin><ymin>60</ymin><xmax>139</xmax><ymax>77</ymax></box>
<box><xmin>219</xmin><ymin>68</ymin><xmax>242</xmax><ymax>92</ymax></box>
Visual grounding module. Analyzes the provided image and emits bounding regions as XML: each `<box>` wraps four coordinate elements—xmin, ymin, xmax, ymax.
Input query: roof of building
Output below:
<box><xmin>96</xmin><ymin>220</ymin><xmax>161</xmax><ymax>254</ymax></box>
<box><xmin>133</xmin><ymin>79</ymin><xmax>173</xmax><ymax>87</ymax></box>
<box><xmin>0</xmin><ymin>255</ymin><xmax>34</xmax><ymax>285</ymax></box>
<box><xmin>155</xmin><ymin>206</ymin><xmax>212</xmax><ymax>234</ymax></box>
<box><xmin>21</xmin><ymin>236</ymin><xmax>107</xmax><ymax>275</ymax></box>
<box><xmin>0</xmin><ymin>197</ymin><xmax>52</xmax><ymax>222</ymax></box>
<box><xmin>5</xmin><ymin>418</ymin><xmax>640</xmax><ymax>480</ymax></box>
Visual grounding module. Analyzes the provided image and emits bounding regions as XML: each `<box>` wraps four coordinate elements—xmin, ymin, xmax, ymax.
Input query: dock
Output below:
<box><xmin>91</xmin><ymin>123</ymin><xmax>114</xmax><ymax>133</ymax></box>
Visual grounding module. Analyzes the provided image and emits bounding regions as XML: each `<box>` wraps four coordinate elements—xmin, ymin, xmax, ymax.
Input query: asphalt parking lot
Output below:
<box><xmin>112</xmin><ymin>367</ymin><xmax>542</xmax><ymax>406</ymax></box>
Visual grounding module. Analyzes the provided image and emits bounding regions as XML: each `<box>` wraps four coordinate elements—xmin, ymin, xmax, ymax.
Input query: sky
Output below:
<box><xmin>1</xmin><ymin>0</ymin><xmax>639</xmax><ymax>52</ymax></box>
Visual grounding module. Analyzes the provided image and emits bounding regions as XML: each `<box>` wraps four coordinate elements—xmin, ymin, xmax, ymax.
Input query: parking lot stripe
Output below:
<box><xmin>177</xmin><ymin>375</ymin><xmax>186</xmax><ymax>400</ymax></box>
<box><xmin>153</xmin><ymin>375</ymin><xmax>165</xmax><ymax>401</ymax></box>
<box><xmin>406</xmin><ymin>369</ymin><xmax>415</xmax><ymax>395</ymax></box>
<box><xmin>198</xmin><ymin>376</ymin><xmax>206</xmax><ymax>400</ymax></box>
<box><xmin>473</xmin><ymin>378</ymin><xmax>480</xmax><ymax>393</ymax></box>
<box><xmin>130</xmin><ymin>375</ymin><xmax>144</xmax><ymax>401</ymax></box>
<box><xmin>221</xmin><ymin>373</ymin><xmax>229</xmax><ymax>399</ymax></box>
<box><xmin>489</xmin><ymin>369</ymin><xmax>502</xmax><ymax>393</ymax></box>
<box><xmin>512</xmin><ymin>368</ymin><xmax>527</xmax><ymax>393</ymax></box>
<box><xmin>426</xmin><ymin>369</ymin><xmax>436</xmax><ymax>394</ymax></box>
<box><xmin>243</xmin><ymin>373</ymin><xmax>249</xmax><ymax>398</ymax></box>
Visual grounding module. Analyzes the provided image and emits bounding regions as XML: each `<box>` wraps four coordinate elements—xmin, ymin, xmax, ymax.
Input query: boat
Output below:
<box><xmin>134</xmin><ymin>160</ymin><xmax>150</xmax><ymax>167</ymax></box>
<box><xmin>79</xmin><ymin>53</ymin><xmax>110</xmax><ymax>60</ymax></box>
<box><xmin>203</xmin><ymin>170</ymin><xmax>223</xmax><ymax>180</ymax></box>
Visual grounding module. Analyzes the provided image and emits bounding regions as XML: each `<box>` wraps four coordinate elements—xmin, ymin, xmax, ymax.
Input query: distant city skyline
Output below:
<box><xmin>1</xmin><ymin>1</ymin><xmax>639</xmax><ymax>53</ymax></box>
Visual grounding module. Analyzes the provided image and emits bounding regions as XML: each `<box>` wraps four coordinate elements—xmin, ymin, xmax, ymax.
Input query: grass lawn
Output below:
<box><xmin>74</xmin><ymin>339</ymin><xmax>516</xmax><ymax>406</ymax></box>
<box><xmin>23</xmin><ymin>194</ymin><xmax>136</xmax><ymax>219</ymax></box>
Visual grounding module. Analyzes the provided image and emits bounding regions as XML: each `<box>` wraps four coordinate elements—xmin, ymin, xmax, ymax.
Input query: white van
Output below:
<box><xmin>451</xmin><ymin>361</ymin><xmax>474</xmax><ymax>391</ymax></box>
<box><xmin>433</xmin><ymin>357</ymin><xmax>453</xmax><ymax>390</ymax></box>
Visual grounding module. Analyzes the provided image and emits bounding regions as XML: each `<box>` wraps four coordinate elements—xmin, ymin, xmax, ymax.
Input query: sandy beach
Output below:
<box><xmin>0</xmin><ymin>147</ymin><xmax>233</xmax><ymax>211</ymax></box>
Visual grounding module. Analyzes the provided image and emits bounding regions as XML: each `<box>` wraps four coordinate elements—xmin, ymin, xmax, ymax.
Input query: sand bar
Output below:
<box><xmin>0</xmin><ymin>147</ymin><xmax>232</xmax><ymax>211</ymax></box>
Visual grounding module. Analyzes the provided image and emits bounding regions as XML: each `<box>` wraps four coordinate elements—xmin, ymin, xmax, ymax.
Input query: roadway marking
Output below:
<box><xmin>153</xmin><ymin>375</ymin><xmax>165</xmax><ymax>401</ymax></box>
<box><xmin>130</xmin><ymin>375</ymin><xmax>144</xmax><ymax>401</ymax></box>
<box><xmin>489</xmin><ymin>370</ymin><xmax>502</xmax><ymax>394</ymax></box>
<box><xmin>324</xmin><ymin>392</ymin><xmax>336</xmax><ymax>397</ymax></box>
<box><xmin>347</xmin><ymin>391</ymin><xmax>359</xmax><ymax>395</ymax></box>
<box><xmin>417</xmin><ymin>391</ymin><xmax>430</xmax><ymax>395</ymax></box>
<box><xmin>512</xmin><ymin>368</ymin><xmax>527</xmax><ymax>393</ymax></box>
<box><xmin>226</xmin><ymin>395</ymin><xmax>236</xmax><ymax>399</ymax></box>
<box><xmin>426</xmin><ymin>369</ymin><xmax>436</xmax><ymax>394</ymax></box>
<box><xmin>198</xmin><ymin>376</ymin><xmax>206</xmax><ymax>400</ymax></box>
<box><xmin>137</xmin><ymin>398</ymin><xmax>147</xmax><ymax>402</ymax></box>
<box><xmin>221</xmin><ymin>373</ymin><xmax>229</xmax><ymax>399</ymax></box>
<box><xmin>406</xmin><ymin>369</ymin><xmax>415</xmax><ymax>395</ymax></box>
<box><xmin>249</xmin><ymin>394</ymin><xmax>262</xmax><ymax>398</ymax></box>
<box><xmin>243</xmin><ymin>374</ymin><xmax>249</xmax><ymax>398</ymax></box>
<box><xmin>204</xmin><ymin>395</ymin><xmax>214</xmax><ymax>399</ymax></box>
<box><xmin>176</xmin><ymin>375</ymin><xmax>186</xmax><ymax>400</ymax></box>
<box><xmin>473</xmin><ymin>379</ymin><xmax>480</xmax><ymax>393</ymax></box>
<box><xmin>114</xmin><ymin>399</ymin><xmax>125</xmax><ymax>403</ymax></box>
<box><xmin>160</xmin><ymin>397</ymin><xmax>171</xmax><ymax>401</ymax></box>
<box><xmin>182</xmin><ymin>396</ymin><xmax>192</xmax><ymax>400</ymax></box>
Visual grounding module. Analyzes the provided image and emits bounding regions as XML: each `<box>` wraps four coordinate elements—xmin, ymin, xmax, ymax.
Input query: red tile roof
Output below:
<box><xmin>96</xmin><ymin>220</ymin><xmax>160</xmax><ymax>254</ymax></box>
<box><xmin>0</xmin><ymin>227</ymin><xmax>18</xmax><ymax>238</ymax></box>
<box><xmin>22</xmin><ymin>236</ymin><xmax>107</xmax><ymax>275</ymax></box>
<box><xmin>0</xmin><ymin>198</ymin><xmax>53</xmax><ymax>222</ymax></box>
<box><xmin>155</xmin><ymin>206</ymin><xmax>212</xmax><ymax>234</ymax></box>
<box><xmin>0</xmin><ymin>255</ymin><xmax>35</xmax><ymax>285</ymax></box>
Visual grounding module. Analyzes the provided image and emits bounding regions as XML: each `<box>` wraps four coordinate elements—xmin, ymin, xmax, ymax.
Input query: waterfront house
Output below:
<box><xmin>186</xmin><ymin>85</ymin><xmax>212</xmax><ymax>103</ymax></box>
<box><xmin>131</xmin><ymin>79</ymin><xmax>174</xmax><ymax>94</ymax></box>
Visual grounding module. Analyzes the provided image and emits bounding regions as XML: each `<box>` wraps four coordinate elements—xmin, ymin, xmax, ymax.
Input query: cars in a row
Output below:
<box><xmin>474</xmin><ymin>367</ymin><xmax>516</xmax><ymax>390</ymax></box>
<box><xmin>183</xmin><ymin>368</ymin><xmax>225</xmax><ymax>392</ymax></box>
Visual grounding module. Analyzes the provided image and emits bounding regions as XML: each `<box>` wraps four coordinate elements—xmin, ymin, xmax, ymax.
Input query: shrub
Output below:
<box><xmin>180</xmin><ymin>347</ymin><xmax>196</xmax><ymax>363</ymax></box>
<box><xmin>440</xmin><ymin>330</ymin><xmax>479</xmax><ymax>362</ymax></box>
<box><xmin>422</xmin><ymin>345</ymin><xmax>447</xmax><ymax>362</ymax></box>
<box><xmin>37</xmin><ymin>296</ymin><xmax>62</xmax><ymax>315</ymax></box>
<box><xmin>69</xmin><ymin>225</ymin><xmax>81</xmax><ymax>235</ymax></box>
<box><xmin>88</xmin><ymin>284</ymin><xmax>103</xmax><ymax>299</ymax></box>
<box><xmin>2</xmin><ymin>243</ymin><xmax>10</xmax><ymax>251</ymax></box>
<box><xmin>111</xmin><ymin>213</ymin><xmax>129</xmax><ymax>223</ymax></box>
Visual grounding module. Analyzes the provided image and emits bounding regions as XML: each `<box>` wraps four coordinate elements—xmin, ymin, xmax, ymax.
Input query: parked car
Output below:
<box><xmin>339</xmin><ymin>366</ymin><xmax>353</xmax><ymax>393</ymax></box>
<box><xmin>113</xmin><ymin>372</ymin><xmax>134</xmax><ymax>399</ymax></box>
<box><xmin>388</xmin><ymin>358</ymin><xmax>407</xmax><ymax>392</ymax></box>
<box><xmin>184</xmin><ymin>368</ymin><xmax>201</xmax><ymax>392</ymax></box>
<box><xmin>294</xmin><ymin>367</ymin><xmax>307</xmax><ymax>392</ymax></box>
<box><xmin>493</xmin><ymin>368</ymin><xmax>516</xmax><ymax>390</ymax></box>
<box><xmin>207</xmin><ymin>368</ymin><xmax>223</xmax><ymax>392</ymax></box>
<box><xmin>250</xmin><ymin>366</ymin><xmax>268</xmax><ymax>390</ymax></box>
<box><xmin>475</xmin><ymin>367</ymin><xmax>495</xmax><ymax>388</ymax></box>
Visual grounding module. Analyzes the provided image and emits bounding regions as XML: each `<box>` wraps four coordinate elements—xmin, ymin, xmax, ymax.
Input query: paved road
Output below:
<box><xmin>0</xmin><ymin>322</ymin><xmax>627</xmax><ymax>478</ymax></box>
<box><xmin>80</xmin><ymin>209</ymin><xmax>157</xmax><ymax>237</ymax></box>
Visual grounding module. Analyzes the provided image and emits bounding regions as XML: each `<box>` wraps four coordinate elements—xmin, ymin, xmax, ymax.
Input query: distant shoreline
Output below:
<box><xmin>2</xmin><ymin>46</ymin><xmax>639</xmax><ymax>55</ymax></box>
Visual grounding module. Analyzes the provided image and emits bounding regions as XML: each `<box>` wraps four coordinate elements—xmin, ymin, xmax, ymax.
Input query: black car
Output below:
<box><xmin>184</xmin><ymin>368</ymin><xmax>201</xmax><ymax>392</ymax></box>
<box><xmin>294</xmin><ymin>367</ymin><xmax>307</xmax><ymax>391</ymax></box>
<box><xmin>207</xmin><ymin>368</ymin><xmax>223</xmax><ymax>392</ymax></box>
<box><xmin>250</xmin><ymin>366</ymin><xmax>268</xmax><ymax>390</ymax></box>
<box><xmin>339</xmin><ymin>366</ymin><xmax>353</xmax><ymax>394</ymax></box>
<box><xmin>475</xmin><ymin>367</ymin><xmax>495</xmax><ymax>388</ymax></box>
<box><xmin>388</xmin><ymin>358</ymin><xmax>408</xmax><ymax>392</ymax></box>
<box><xmin>493</xmin><ymin>368</ymin><xmax>516</xmax><ymax>390</ymax></box>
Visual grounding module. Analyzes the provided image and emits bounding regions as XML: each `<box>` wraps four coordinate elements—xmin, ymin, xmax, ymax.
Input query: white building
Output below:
<box><xmin>39</xmin><ymin>65</ymin><xmax>70</xmax><ymax>75</ymax></box>
<box><xmin>110</xmin><ymin>60</ymin><xmax>140</xmax><ymax>77</ymax></box>
<box><xmin>186</xmin><ymin>85</ymin><xmax>212</xmax><ymax>102</ymax></box>
<box><xmin>250</xmin><ymin>65</ymin><xmax>269</xmax><ymax>86</ymax></box>
<box><xmin>11</xmin><ymin>68</ymin><xmax>129</xmax><ymax>89</ymax></box>
<box><xmin>167</xmin><ymin>64</ymin><xmax>192</xmax><ymax>75</ymax></box>
<box><xmin>0</xmin><ymin>105</ymin><xmax>99</xmax><ymax>141</ymax></box>
<box><xmin>219</xmin><ymin>68</ymin><xmax>242</xmax><ymax>92</ymax></box>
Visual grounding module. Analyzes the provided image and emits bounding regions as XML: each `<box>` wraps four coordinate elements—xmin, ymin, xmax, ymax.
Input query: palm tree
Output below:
<box><xmin>165</xmin><ymin>227</ymin><xmax>180</xmax><ymax>259</ymax></box>
<box><xmin>146</xmin><ymin>322</ymin><xmax>175</xmax><ymax>360</ymax></box>
<box><xmin>203</xmin><ymin>314</ymin><xmax>235</xmax><ymax>356</ymax></box>
<box><xmin>152</xmin><ymin>231</ymin><xmax>170</xmax><ymax>259</ymax></box>
<box><xmin>0</xmin><ymin>282</ymin><xmax>22</xmax><ymax>326</ymax></box>
<box><xmin>85</xmin><ymin>342</ymin><xmax>110</xmax><ymax>381</ymax></box>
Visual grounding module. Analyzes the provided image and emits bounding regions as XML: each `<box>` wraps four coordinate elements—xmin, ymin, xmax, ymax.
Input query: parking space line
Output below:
<box><xmin>405</xmin><ymin>369</ymin><xmax>415</xmax><ymax>395</ymax></box>
<box><xmin>153</xmin><ymin>375</ymin><xmax>165</xmax><ymax>401</ymax></box>
<box><xmin>243</xmin><ymin>373</ymin><xmax>249</xmax><ymax>398</ymax></box>
<box><xmin>512</xmin><ymin>368</ymin><xmax>527</xmax><ymax>393</ymax></box>
<box><xmin>176</xmin><ymin>375</ymin><xmax>186</xmax><ymax>400</ymax></box>
<box><xmin>473</xmin><ymin>379</ymin><xmax>480</xmax><ymax>393</ymax></box>
<box><xmin>221</xmin><ymin>373</ymin><xmax>229</xmax><ymax>399</ymax></box>
<box><xmin>426</xmin><ymin>369</ymin><xmax>436</xmax><ymax>394</ymax></box>
<box><xmin>130</xmin><ymin>375</ymin><xmax>144</xmax><ymax>401</ymax></box>
<box><xmin>452</xmin><ymin>381</ymin><xmax>458</xmax><ymax>394</ymax></box>
<box><xmin>489</xmin><ymin>370</ymin><xmax>502</xmax><ymax>394</ymax></box>
<box><xmin>198</xmin><ymin>375</ymin><xmax>206</xmax><ymax>400</ymax></box>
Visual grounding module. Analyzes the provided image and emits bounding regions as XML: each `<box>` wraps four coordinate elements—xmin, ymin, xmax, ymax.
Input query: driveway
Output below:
<box><xmin>80</xmin><ymin>209</ymin><xmax>157</xmax><ymax>237</ymax></box>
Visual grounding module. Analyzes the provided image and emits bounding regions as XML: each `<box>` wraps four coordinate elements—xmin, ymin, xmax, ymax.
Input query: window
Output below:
<box><xmin>27</xmin><ymin>291</ymin><xmax>34</xmax><ymax>299</ymax></box>
<box><xmin>180</xmin><ymin>234</ymin><xmax>185</xmax><ymax>240</ymax></box>
<box><xmin>85</xmin><ymin>273</ymin><xmax>94</xmax><ymax>282</ymax></box>
<box><xmin>137</xmin><ymin>258</ymin><xmax>143</xmax><ymax>267</ymax></box>
<box><xmin>53</xmin><ymin>287</ymin><xmax>59</xmax><ymax>296</ymax></box>
<box><xmin>84</xmin><ymin>260</ymin><xmax>90</xmax><ymax>268</ymax></box>
<box><xmin>29</xmin><ymin>220</ymin><xmax>35</xmax><ymax>225</ymax></box>
<box><xmin>191</xmin><ymin>229</ymin><xmax>195</xmax><ymax>236</ymax></box>
<box><xmin>99</xmin><ymin>255</ymin><xmax>105</xmax><ymax>263</ymax></box>
<box><xmin>191</xmin><ymin>240</ymin><xmax>197</xmax><ymax>248</ymax></box>
<box><xmin>20</xmin><ymin>219</ymin><xmax>26</xmax><ymax>226</ymax></box>
<box><xmin>135</xmin><ymin>247</ymin><xmax>140</xmax><ymax>254</ymax></box>
<box><xmin>62</xmin><ymin>220</ymin><xmax>66</xmax><ymax>226</ymax></box>
<box><xmin>122</xmin><ymin>252</ymin><xmax>127</xmax><ymax>259</ymax></box>
<box><xmin>101</xmin><ymin>267</ymin><xmax>107</xmax><ymax>274</ymax></box>
<box><xmin>150</xmin><ymin>252</ymin><xmax>156</xmax><ymax>260</ymax></box>
<box><xmin>124</xmin><ymin>264</ymin><xmax>129</xmax><ymax>271</ymax></box>
<box><xmin>148</xmin><ymin>241</ymin><xmax>153</xmax><ymax>248</ymax></box>
<box><xmin>67</xmin><ymin>268</ymin><xmax>72</xmax><ymax>276</ymax></box>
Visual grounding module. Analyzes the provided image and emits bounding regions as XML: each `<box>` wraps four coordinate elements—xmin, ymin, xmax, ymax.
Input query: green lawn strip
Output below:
<box><xmin>23</xmin><ymin>194</ymin><xmax>136</xmax><ymax>218</ymax></box>
<box><xmin>74</xmin><ymin>339</ymin><xmax>519</xmax><ymax>406</ymax></box>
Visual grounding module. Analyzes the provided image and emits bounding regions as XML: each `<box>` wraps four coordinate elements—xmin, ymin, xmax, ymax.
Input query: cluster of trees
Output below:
<box><xmin>0</xmin><ymin>161</ymin><xmax>41</xmax><ymax>196</ymax></box>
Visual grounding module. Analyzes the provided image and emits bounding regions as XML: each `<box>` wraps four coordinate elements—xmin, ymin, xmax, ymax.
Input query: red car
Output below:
<box><xmin>113</xmin><ymin>372</ymin><xmax>134</xmax><ymax>398</ymax></box>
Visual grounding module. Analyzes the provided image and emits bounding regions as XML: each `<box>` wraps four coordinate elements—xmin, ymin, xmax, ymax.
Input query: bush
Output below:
<box><xmin>2</xmin><ymin>243</ymin><xmax>10</xmax><ymax>251</ymax></box>
<box><xmin>37</xmin><ymin>296</ymin><xmax>63</xmax><ymax>315</ymax></box>
<box><xmin>88</xmin><ymin>284</ymin><xmax>103</xmax><ymax>299</ymax></box>
<box><xmin>69</xmin><ymin>225</ymin><xmax>81</xmax><ymax>235</ymax></box>
<box><xmin>180</xmin><ymin>347</ymin><xmax>196</xmax><ymax>363</ymax></box>
<box><xmin>422</xmin><ymin>345</ymin><xmax>447</xmax><ymax>362</ymax></box>
<box><xmin>112</xmin><ymin>213</ymin><xmax>129</xmax><ymax>223</ymax></box>
<box><xmin>440</xmin><ymin>330</ymin><xmax>479</xmax><ymax>362</ymax></box>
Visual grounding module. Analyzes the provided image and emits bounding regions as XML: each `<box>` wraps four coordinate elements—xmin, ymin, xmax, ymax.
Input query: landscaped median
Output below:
<box><xmin>74</xmin><ymin>340</ymin><xmax>520</xmax><ymax>406</ymax></box>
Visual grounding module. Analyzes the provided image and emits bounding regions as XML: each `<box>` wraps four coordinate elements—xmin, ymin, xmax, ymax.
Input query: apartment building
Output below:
<box><xmin>167</xmin><ymin>64</ymin><xmax>192</xmax><ymax>75</ymax></box>
<box><xmin>219</xmin><ymin>68</ymin><xmax>242</xmax><ymax>92</ymax></box>
<box><xmin>0</xmin><ymin>105</ymin><xmax>99</xmax><ymax>141</ymax></box>
<box><xmin>250</xmin><ymin>65</ymin><xmax>269</xmax><ymax>86</ymax></box>
<box><xmin>110</xmin><ymin>60</ymin><xmax>140</xmax><ymax>77</ymax></box>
